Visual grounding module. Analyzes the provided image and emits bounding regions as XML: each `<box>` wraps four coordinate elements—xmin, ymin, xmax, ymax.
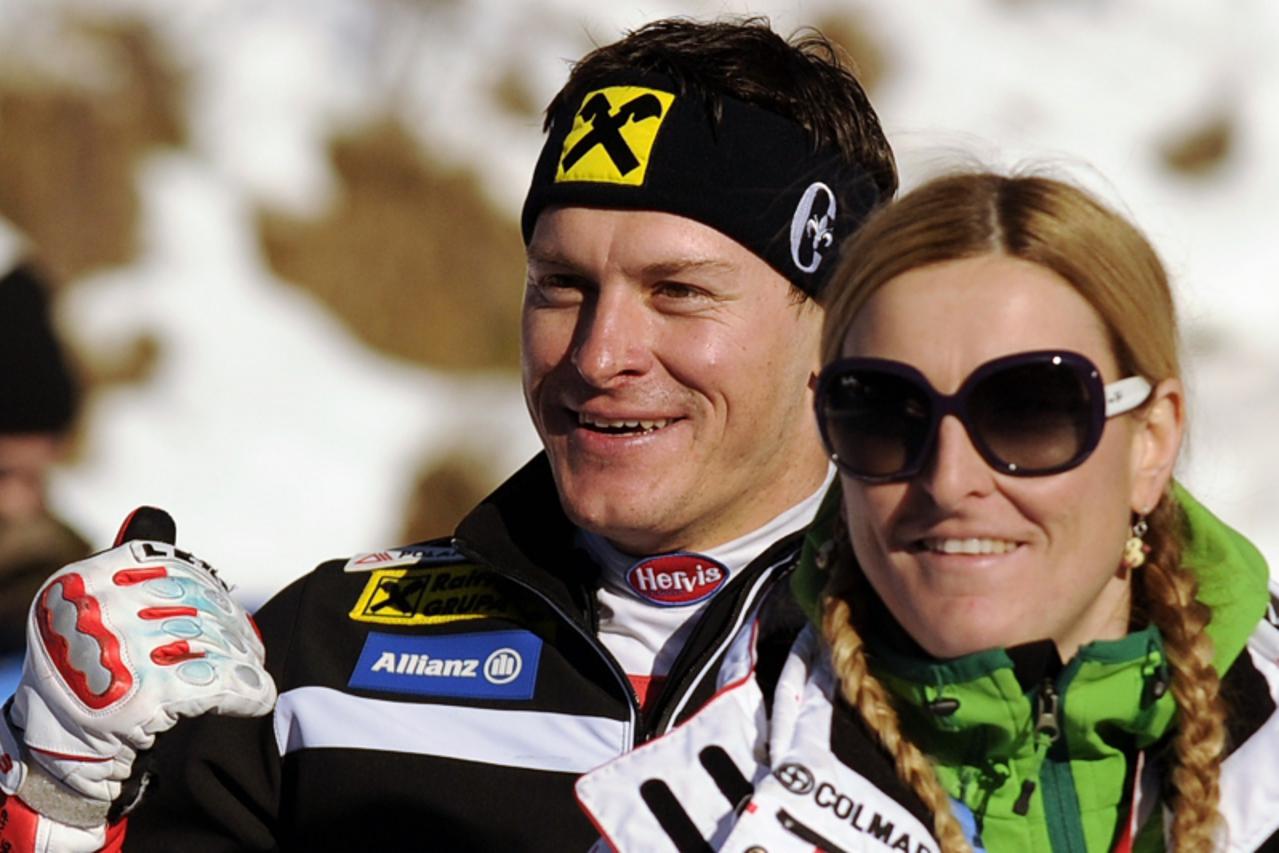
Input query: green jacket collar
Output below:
<box><xmin>871</xmin><ymin>627</ymin><xmax>1176</xmax><ymax>851</ymax></box>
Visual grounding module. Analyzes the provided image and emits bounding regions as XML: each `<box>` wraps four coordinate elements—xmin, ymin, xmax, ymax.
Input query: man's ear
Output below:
<box><xmin>1129</xmin><ymin>377</ymin><xmax>1184</xmax><ymax>513</ymax></box>
<box><xmin>804</xmin><ymin>299</ymin><xmax>826</xmax><ymax>370</ymax></box>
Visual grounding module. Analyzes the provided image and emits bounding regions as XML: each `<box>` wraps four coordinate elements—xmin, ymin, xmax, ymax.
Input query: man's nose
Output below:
<box><xmin>571</xmin><ymin>289</ymin><xmax>653</xmax><ymax>386</ymax></box>
<box><xmin>918</xmin><ymin>416</ymin><xmax>997</xmax><ymax>508</ymax></box>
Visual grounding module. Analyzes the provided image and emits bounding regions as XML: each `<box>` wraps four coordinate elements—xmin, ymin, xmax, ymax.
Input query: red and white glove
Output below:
<box><xmin>0</xmin><ymin>507</ymin><xmax>276</xmax><ymax>850</ymax></box>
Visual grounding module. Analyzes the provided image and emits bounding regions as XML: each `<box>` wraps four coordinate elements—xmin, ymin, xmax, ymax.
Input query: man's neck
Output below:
<box><xmin>587</xmin><ymin>463</ymin><xmax>836</xmax><ymax>567</ymax></box>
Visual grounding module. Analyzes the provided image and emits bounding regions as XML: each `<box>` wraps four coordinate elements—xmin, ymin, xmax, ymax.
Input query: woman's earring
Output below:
<box><xmin>1122</xmin><ymin>515</ymin><xmax>1150</xmax><ymax>570</ymax></box>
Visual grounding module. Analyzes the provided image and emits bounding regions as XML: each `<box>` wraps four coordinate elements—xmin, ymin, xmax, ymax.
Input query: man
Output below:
<box><xmin>0</xmin><ymin>17</ymin><xmax>896</xmax><ymax>851</ymax></box>
<box><xmin>0</xmin><ymin>236</ymin><xmax>89</xmax><ymax>700</ymax></box>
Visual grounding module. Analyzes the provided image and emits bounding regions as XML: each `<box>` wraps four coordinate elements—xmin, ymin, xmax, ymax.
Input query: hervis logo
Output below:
<box><xmin>555</xmin><ymin>85</ymin><xmax>675</xmax><ymax>186</ymax></box>
<box><xmin>626</xmin><ymin>553</ymin><xmax>728</xmax><ymax>607</ymax></box>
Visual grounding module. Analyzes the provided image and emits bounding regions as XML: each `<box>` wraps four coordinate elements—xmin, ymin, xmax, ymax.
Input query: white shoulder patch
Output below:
<box><xmin>342</xmin><ymin>543</ymin><xmax>466</xmax><ymax>573</ymax></box>
<box><xmin>343</xmin><ymin>550</ymin><xmax>422</xmax><ymax>572</ymax></box>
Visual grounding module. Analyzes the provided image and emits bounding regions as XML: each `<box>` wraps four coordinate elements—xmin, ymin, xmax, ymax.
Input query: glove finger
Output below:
<box><xmin>128</xmin><ymin>578</ymin><xmax>264</xmax><ymax>655</ymax></box>
<box><xmin>143</xmin><ymin>623</ymin><xmax>269</xmax><ymax>677</ymax></box>
<box><xmin>113</xmin><ymin>506</ymin><xmax>177</xmax><ymax>547</ymax></box>
<box><xmin>132</xmin><ymin>573</ymin><xmax>268</xmax><ymax>657</ymax></box>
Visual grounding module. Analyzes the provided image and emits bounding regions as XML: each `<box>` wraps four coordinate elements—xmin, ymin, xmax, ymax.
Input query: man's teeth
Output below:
<box><xmin>579</xmin><ymin>414</ymin><xmax>672</xmax><ymax>432</ymax></box>
<box><xmin>921</xmin><ymin>538</ymin><xmax>1018</xmax><ymax>555</ymax></box>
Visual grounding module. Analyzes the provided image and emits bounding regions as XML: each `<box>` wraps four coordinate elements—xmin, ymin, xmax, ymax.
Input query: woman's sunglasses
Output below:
<box><xmin>814</xmin><ymin>350</ymin><xmax>1152</xmax><ymax>482</ymax></box>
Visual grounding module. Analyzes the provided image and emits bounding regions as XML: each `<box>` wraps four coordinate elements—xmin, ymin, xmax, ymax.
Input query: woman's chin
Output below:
<box><xmin>903</xmin><ymin>604</ymin><xmax>1035</xmax><ymax>660</ymax></box>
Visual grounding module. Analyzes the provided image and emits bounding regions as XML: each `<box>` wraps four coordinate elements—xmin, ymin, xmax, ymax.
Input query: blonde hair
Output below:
<box><xmin>821</xmin><ymin>530</ymin><xmax>973</xmax><ymax>852</ymax></box>
<box><xmin>818</xmin><ymin>171</ymin><xmax>1225</xmax><ymax>850</ymax></box>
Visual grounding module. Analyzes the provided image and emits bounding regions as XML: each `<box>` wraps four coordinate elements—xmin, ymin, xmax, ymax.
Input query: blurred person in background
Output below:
<box><xmin>578</xmin><ymin>172</ymin><xmax>1279</xmax><ymax>852</ymax></box>
<box><xmin>0</xmin><ymin>232</ymin><xmax>89</xmax><ymax>700</ymax></box>
<box><xmin>1</xmin><ymin>16</ymin><xmax>900</xmax><ymax>852</ymax></box>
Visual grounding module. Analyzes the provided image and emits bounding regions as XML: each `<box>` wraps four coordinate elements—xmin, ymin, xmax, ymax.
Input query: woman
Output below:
<box><xmin>576</xmin><ymin>172</ymin><xmax>1278</xmax><ymax>852</ymax></box>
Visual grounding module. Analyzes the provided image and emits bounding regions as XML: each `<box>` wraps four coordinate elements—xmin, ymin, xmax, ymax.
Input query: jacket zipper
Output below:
<box><xmin>1036</xmin><ymin>670</ymin><xmax>1090</xmax><ymax>853</ymax></box>
<box><xmin>1013</xmin><ymin>678</ymin><xmax>1060</xmax><ymax>816</ymax></box>
<box><xmin>451</xmin><ymin>539</ymin><xmax>642</xmax><ymax>751</ymax></box>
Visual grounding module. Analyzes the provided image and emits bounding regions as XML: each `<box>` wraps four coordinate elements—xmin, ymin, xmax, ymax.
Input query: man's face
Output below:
<box><xmin>522</xmin><ymin>207</ymin><xmax>829</xmax><ymax>555</ymax></box>
<box><xmin>0</xmin><ymin>433</ymin><xmax>61</xmax><ymax>524</ymax></box>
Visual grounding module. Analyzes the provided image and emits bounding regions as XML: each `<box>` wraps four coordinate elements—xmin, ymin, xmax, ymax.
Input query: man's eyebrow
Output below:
<box><xmin>638</xmin><ymin>258</ymin><xmax>737</xmax><ymax>279</ymax></box>
<box><xmin>524</xmin><ymin>246</ymin><xmax>576</xmax><ymax>268</ymax></box>
<box><xmin>524</xmin><ymin>249</ymin><xmax>738</xmax><ymax>279</ymax></box>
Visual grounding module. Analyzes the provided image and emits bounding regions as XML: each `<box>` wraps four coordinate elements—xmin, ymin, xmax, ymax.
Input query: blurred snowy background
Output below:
<box><xmin>0</xmin><ymin>0</ymin><xmax>1274</xmax><ymax>604</ymax></box>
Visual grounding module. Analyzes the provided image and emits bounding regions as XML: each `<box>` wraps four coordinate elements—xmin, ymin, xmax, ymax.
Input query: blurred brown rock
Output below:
<box><xmin>258</xmin><ymin>121</ymin><xmax>525</xmax><ymax>371</ymax></box>
<box><xmin>399</xmin><ymin>450</ymin><xmax>500</xmax><ymax>543</ymax></box>
<box><xmin>1160</xmin><ymin>113</ymin><xmax>1234</xmax><ymax>177</ymax></box>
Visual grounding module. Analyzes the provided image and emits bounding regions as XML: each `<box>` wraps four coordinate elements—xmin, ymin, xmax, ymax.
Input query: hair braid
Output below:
<box><xmin>820</xmin><ymin>536</ymin><xmax>972</xmax><ymax>853</ymax></box>
<box><xmin>1134</xmin><ymin>496</ymin><xmax>1227</xmax><ymax>849</ymax></box>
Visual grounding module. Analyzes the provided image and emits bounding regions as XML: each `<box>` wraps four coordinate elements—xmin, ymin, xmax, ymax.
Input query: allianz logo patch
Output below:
<box><xmin>349</xmin><ymin>630</ymin><xmax>542</xmax><ymax>700</ymax></box>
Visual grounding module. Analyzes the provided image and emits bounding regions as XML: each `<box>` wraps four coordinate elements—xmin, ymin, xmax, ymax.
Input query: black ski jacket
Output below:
<box><xmin>121</xmin><ymin>454</ymin><xmax>808</xmax><ymax>852</ymax></box>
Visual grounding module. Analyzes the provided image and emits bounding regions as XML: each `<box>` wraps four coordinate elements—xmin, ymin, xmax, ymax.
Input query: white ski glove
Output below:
<box><xmin>0</xmin><ymin>507</ymin><xmax>276</xmax><ymax>832</ymax></box>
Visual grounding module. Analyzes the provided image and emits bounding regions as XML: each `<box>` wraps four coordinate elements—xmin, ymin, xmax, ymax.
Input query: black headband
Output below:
<box><xmin>520</xmin><ymin>73</ymin><xmax>883</xmax><ymax>297</ymax></box>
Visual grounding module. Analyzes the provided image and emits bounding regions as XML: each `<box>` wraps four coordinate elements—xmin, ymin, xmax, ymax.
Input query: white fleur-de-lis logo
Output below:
<box><xmin>789</xmin><ymin>182</ymin><xmax>838</xmax><ymax>274</ymax></box>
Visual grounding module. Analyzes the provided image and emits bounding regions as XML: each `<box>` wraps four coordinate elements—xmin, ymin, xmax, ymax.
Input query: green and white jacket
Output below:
<box><xmin>577</xmin><ymin>488</ymin><xmax>1279</xmax><ymax>852</ymax></box>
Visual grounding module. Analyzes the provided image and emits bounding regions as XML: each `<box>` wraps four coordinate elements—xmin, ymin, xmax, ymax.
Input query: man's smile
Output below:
<box><xmin>576</xmin><ymin>410</ymin><xmax>680</xmax><ymax>436</ymax></box>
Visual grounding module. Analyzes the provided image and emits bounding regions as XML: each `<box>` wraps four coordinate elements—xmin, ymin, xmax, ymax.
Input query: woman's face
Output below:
<box><xmin>839</xmin><ymin>254</ymin><xmax>1168</xmax><ymax>660</ymax></box>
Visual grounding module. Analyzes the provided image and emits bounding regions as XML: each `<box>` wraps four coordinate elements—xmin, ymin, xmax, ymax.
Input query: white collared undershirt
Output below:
<box><xmin>578</xmin><ymin>465</ymin><xmax>835</xmax><ymax>711</ymax></box>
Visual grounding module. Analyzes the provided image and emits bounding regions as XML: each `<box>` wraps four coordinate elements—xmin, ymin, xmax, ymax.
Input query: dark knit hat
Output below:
<box><xmin>0</xmin><ymin>264</ymin><xmax>78</xmax><ymax>434</ymax></box>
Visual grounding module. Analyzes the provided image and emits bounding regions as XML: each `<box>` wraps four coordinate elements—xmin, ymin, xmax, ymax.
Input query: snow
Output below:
<box><xmin>53</xmin><ymin>151</ymin><xmax>538</xmax><ymax>602</ymax></box>
<box><xmin>2</xmin><ymin>0</ymin><xmax>1273</xmax><ymax>601</ymax></box>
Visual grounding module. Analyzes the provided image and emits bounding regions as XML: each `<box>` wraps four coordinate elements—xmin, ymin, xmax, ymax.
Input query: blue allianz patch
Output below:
<box><xmin>348</xmin><ymin>630</ymin><xmax>542</xmax><ymax>700</ymax></box>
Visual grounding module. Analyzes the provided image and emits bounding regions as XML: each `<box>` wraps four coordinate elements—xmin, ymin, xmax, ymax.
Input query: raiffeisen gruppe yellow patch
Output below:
<box><xmin>555</xmin><ymin>86</ymin><xmax>675</xmax><ymax>186</ymax></box>
<box><xmin>349</xmin><ymin>566</ymin><xmax>517</xmax><ymax>626</ymax></box>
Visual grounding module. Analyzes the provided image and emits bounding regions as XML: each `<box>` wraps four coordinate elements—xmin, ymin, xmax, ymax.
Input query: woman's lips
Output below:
<box><xmin>911</xmin><ymin>537</ymin><xmax>1022</xmax><ymax>555</ymax></box>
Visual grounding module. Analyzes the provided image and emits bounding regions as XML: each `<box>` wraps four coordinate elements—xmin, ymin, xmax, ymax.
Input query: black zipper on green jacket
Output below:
<box><xmin>1039</xmin><ymin>663</ymin><xmax>1089</xmax><ymax>853</ymax></box>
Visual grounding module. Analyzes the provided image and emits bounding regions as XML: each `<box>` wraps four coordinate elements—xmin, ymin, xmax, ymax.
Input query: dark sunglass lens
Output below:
<box><xmin>822</xmin><ymin>370</ymin><xmax>930</xmax><ymax>477</ymax></box>
<box><xmin>969</xmin><ymin>361</ymin><xmax>1092</xmax><ymax>473</ymax></box>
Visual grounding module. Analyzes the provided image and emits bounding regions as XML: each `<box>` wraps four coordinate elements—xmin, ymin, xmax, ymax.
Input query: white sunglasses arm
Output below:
<box><xmin>1104</xmin><ymin>375</ymin><xmax>1153</xmax><ymax>417</ymax></box>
